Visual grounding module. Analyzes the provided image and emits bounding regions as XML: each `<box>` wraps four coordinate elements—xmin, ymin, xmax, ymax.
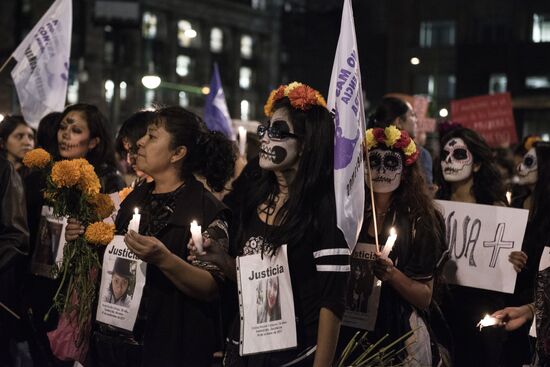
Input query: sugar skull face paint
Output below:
<box><xmin>57</xmin><ymin>111</ymin><xmax>97</xmax><ymax>159</ymax></box>
<box><xmin>441</xmin><ymin>138</ymin><xmax>473</xmax><ymax>182</ymax></box>
<box><xmin>517</xmin><ymin>148</ymin><xmax>537</xmax><ymax>186</ymax></box>
<box><xmin>365</xmin><ymin>148</ymin><xmax>403</xmax><ymax>193</ymax></box>
<box><xmin>258</xmin><ymin>108</ymin><xmax>301</xmax><ymax>172</ymax></box>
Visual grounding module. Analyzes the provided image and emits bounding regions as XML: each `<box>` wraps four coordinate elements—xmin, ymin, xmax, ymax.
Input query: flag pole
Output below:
<box><xmin>0</xmin><ymin>56</ymin><xmax>13</xmax><ymax>75</ymax></box>
<box><xmin>0</xmin><ymin>301</ymin><xmax>20</xmax><ymax>320</ymax></box>
<box><xmin>364</xmin><ymin>142</ymin><xmax>380</xmax><ymax>252</ymax></box>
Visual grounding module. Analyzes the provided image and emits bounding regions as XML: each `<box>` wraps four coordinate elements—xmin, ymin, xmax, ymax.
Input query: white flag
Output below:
<box><xmin>11</xmin><ymin>0</ymin><xmax>72</xmax><ymax>127</ymax></box>
<box><xmin>327</xmin><ymin>0</ymin><xmax>365</xmax><ymax>251</ymax></box>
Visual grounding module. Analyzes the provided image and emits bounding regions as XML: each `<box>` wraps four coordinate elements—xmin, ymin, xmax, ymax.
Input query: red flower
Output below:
<box><xmin>288</xmin><ymin>85</ymin><xmax>319</xmax><ymax>111</ymax></box>
<box><xmin>372</xmin><ymin>128</ymin><xmax>386</xmax><ymax>144</ymax></box>
<box><xmin>394</xmin><ymin>131</ymin><xmax>412</xmax><ymax>149</ymax></box>
<box><xmin>405</xmin><ymin>150</ymin><xmax>420</xmax><ymax>165</ymax></box>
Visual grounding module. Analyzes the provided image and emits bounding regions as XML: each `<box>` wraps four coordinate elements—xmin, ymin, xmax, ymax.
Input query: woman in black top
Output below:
<box><xmin>190</xmin><ymin>82</ymin><xmax>350</xmax><ymax>367</ymax></box>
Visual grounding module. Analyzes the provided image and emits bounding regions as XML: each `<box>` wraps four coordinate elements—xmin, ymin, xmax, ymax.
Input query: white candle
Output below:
<box><xmin>476</xmin><ymin>314</ymin><xmax>500</xmax><ymax>330</ymax></box>
<box><xmin>238</xmin><ymin>126</ymin><xmax>247</xmax><ymax>157</ymax></box>
<box><xmin>381</xmin><ymin>227</ymin><xmax>397</xmax><ymax>258</ymax></box>
<box><xmin>127</xmin><ymin>208</ymin><xmax>141</xmax><ymax>233</ymax></box>
<box><xmin>190</xmin><ymin>220</ymin><xmax>205</xmax><ymax>254</ymax></box>
<box><xmin>506</xmin><ymin>191</ymin><xmax>512</xmax><ymax>205</ymax></box>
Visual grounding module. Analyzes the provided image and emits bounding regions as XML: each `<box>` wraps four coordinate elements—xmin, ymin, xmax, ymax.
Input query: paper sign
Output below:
<box><xmin>450</xmin><ymin>93</ymin><xmax>518</xmax><ymax>147</ymax></box>
<box><xmin>236</xmin><ymin>245</ymin><xmax>297</xmax><ymax>355</ymax></box>
<box><xmin>436</xmin><ymin>200</ymin><xmax>528</xmax><ymax>293</ymax></box>
<box><xmin>30</xmin><ymin>206</ymin><xmax>67</xmax><ymax>278</ymax></box>
<box><xmin>342</xmin><ymin>243</ymin><xmax>382</xmax><ymax>330</ymax></box>
<box><xmin>96</xmin><ymin>236</ymin><xmax>146</xmax><ymax>331</ymax></box>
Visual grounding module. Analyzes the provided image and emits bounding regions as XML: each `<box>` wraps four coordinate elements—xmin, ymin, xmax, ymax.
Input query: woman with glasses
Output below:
<box><xmin>189</xmin><ymin>82</ymin><xmax>350</xmax><ymax>367</ymax></box>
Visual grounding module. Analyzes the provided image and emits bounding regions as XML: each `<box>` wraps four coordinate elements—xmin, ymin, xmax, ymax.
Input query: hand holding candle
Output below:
<box><xmin>238</xmin><ymin>126</ymin><xmax>247</xmax><ymax>157</ymax></box>
<box><xmin>477</xmin><ymin>314</ymin><xmax>501</xmax><ymax>331</ymax></box>
<box><xmin>190</xmin><ymin>220</ymin><xmax>205</xmax><ymax>255</ymax></box>
<box><xmin>381</xmin><ymin>227</ymin><xmax>397</xmax><ymax>258</ymax></box>
<box><xmin>128</xmin><ymin>208</ymin><xmax>141</xmax><ymax>233</ymax></box>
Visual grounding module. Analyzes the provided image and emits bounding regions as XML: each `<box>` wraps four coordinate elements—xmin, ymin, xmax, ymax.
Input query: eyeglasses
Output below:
<box><xmin>257</xmin><ymin>124</ymin><xmax>300</xmax><ymax>141</ymax></box>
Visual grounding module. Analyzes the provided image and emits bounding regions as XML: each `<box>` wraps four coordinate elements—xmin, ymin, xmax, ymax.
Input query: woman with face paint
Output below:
<box><xmin>189</xmin><ymin>82</ymin><xmax>349</xmax><ymax>367</ymax></box>
<box><xmin>337</xmin><ymin>125</ymin><xmax>448</xmax><ymax>366</ymax></box>
<box><xmin>0</xmin><ymin>115</ymin><xmax>35</xmax><ymax>178</ymax></box>
<box><xmin>436</xmin><ymin>127</ymin><xmax>527</xmax><ymax>367</ymax></box>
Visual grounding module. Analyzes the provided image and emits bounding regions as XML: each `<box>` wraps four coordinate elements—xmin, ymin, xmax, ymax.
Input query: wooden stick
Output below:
<box><xmin>364</xmin><ymin>141</ymin><xmax>380</xmax><ymax>251</ymax></box>
<box><xmin>0</xmin><ymin>56</ymin><xmax>13</xmax><ymax>75</ymax></box>
<box><xmin>0</xmin><ymin>301</ymin><xmax>21</xmax><ymax>320</ymax></box>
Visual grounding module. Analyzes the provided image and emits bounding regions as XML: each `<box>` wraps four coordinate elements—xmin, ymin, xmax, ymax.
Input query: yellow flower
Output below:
<box><xmin>84</xmin><ymin>222</ymin><xmax>115</xmax><ymax>246</ymax></box>
<box><xmin>77</xmin><ymin>159</ymin><xmax>101</xmax><ymax>195</ymax></box>
<box><xmin>88</xmin><ymin>193</ymin><xmax>115</xmax><ymax>220</ymax></box>
<box><xmin>51</xmin><ymin>160</ymin><xmax>81</xmax><ymax>188</ymax></box>
<box><xmin>365</xmin><ymin>129</ymin><xmax>376</xmax><ymax>150</ymax></box>
<box><xmin>118</xmin><ymin>187</ymin><xmax>133</xmax><ymax>203</ymax></box>
<box><xmin>23</xmin><ymin>148</ymin><xmax>51</xmax><ymax>169</ymax></box>
<box><xmin>384</xmin><ymin>125</ymin><xmax>401</xmax><ymax>147</ymax></box>
<box><xmin>315</xmin><ymin>92</ymin><xmax>327</xmax><ymax>108</ymax></box>
<box><xmin>284</xmin><ymin>82</ymin><xmax>302</xmax><ymax>96</ymax></box>
<box><xmin>404</xmin><ymin>140</ymin><xmax>417</xmax><ymax>156</ymax></box>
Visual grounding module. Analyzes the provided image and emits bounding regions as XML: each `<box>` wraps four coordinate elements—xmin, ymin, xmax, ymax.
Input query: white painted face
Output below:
<box><xmin>258</xmin><ymin>108</ymin><xmax>301</xmax><ymax>172</ymax></box>
<box><xmin>441</xmin><ymin>138</ymin><xmax>473</xmax><ymax>182</ymax></box>
<box><xmin>365</xmin><ymin>148</ymin><xmax>403</xmax><ymax>193</ymax></box>
<box><xmin>517</xmin><ymin>148</ymin><xmax>537</xmax><ymax>186</ymax></box>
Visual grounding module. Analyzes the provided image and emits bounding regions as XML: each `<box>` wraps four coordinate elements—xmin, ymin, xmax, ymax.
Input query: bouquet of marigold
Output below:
<box><xmin>23</xmin><ymin>149</ymin><xmax>115</xmax><ymax>342</ymax></box>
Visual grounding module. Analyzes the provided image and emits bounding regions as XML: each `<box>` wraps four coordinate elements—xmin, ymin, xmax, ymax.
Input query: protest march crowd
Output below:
<box><xmin>1</xmin><ymin>1</ymin><xmax>550</xmax><ymax>367</ymax></box>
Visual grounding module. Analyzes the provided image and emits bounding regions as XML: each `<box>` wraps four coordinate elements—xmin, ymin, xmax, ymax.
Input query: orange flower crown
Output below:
<box><xmin>524</xmin><ymin>135</ymin><xmax>541</xmax><ymax>152</ymax></box>
<box><xmin>264</xmin><ymin>82</ymin><xmax>327</xmax><ymax>117</ymax></box>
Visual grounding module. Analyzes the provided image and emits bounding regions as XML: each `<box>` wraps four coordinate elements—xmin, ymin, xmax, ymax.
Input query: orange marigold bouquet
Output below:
<box><xmin>23</xmin><ymin>149</ymin><xmax>115</xmax><ymax>340</ymax></box>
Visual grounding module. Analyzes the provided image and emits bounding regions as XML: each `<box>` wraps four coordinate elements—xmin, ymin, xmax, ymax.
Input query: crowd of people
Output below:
<box><xmin>0</xmin><ymin>84</ymin><xmax>548</xmax><ymax>367</ymax></box>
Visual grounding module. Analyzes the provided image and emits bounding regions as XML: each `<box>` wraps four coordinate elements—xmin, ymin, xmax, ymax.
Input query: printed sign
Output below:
<box><xmin>342</xmin><ymin>243</ymin><xmax>382</xmax><ymax>330</ymax></box>
<box><xmin>436</xmin><ymin>200</ymin><xmax>528</xmax><ymax>293</ymax></box>
<box><xmin>30</xmin><ymin>206</ymin><xmax>67</xmax><ymax>278</ymax></box>
<box><xmin>96</xmin><ymin>236</ymin><xmax>146</xmax><ymax>331</ymax></box>
<box><xmin>237</xmin><ymin>245</ymin><xmax>297</xmax><ymax>355</ymax></box>
<box><xmin>450</xmin><ymin>93</ymin><xmax>518</xmax><ymax>147</ymax></box>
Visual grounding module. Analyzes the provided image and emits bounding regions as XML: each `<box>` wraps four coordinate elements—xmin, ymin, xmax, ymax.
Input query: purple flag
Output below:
<box><xmin>204</xmin><ymin>63</ymin><xmax>233</xmax><ymax>138</ymax></box>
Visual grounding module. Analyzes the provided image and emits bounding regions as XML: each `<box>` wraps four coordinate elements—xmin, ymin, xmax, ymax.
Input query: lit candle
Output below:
<box><xmin>506</xmin><ymin>191</ymin><xmax>512</xmax><ymax>205</ymax></box>
<box><xmin>476</xmin><ymin>314</ymin><xmax>500</xmax><ymax>331</ymax></box>
<box><xmin>190</xmin><ymin>220</ymin><xmax>205</xmax><ymax>254</ymax></box>
<box><xmin>127</xmin><ymin>208</ymin><xmax>141</xmax><ymax>233</ymax></box>
<box><xmin>381</xmin><ymin>227</ymin><xmax>397</xmax><ymax>258</ymax></box>
<box><xmin>238</xmin><ymin>126</ymin><xmax>247</xmax><ymax>157</ymax></box>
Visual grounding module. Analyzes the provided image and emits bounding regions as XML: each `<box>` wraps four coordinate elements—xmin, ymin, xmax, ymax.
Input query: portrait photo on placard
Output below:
<box><xmin>103</xmin><ymin>257</ymin><xmax>137</xmax><ymax>308</ymax></box>
<box><xmin>346</xmin><ymin>258</ymin><xmax>375</xmax><ymax>313</ymax></box>
<box><xmin>256</xmin><ymin>276</ymin><xmax>282</xmax><ymax>324</ymax></box>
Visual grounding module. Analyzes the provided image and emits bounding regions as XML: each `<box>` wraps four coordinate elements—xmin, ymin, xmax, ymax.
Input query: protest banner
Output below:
<box><xmin>436</xmin><ymin>200</ymin><xmax>528</xmax><ymax>293</ymax></box>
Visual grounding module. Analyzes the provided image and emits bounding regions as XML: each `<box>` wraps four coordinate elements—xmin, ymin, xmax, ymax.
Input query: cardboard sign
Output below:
<box><xmin>30</xmin><ymin>206</ymin><xmax>67</xmax><ymax>278</ymax></box>
<box><xmin>236</xmin><ymin>245</ymin><xmax>297</xmax><ymax>356</ymax></box>
<box><xmin>436</xmin><ymin>200</ymin><xmax>528</xmax><ymax>293</ymax></box>
<box><xmin>450</xmin><ymin>93</ymin><xmax>518</xmax><ymax>147</ymax></box>
<box><xmin>342</xmin><ymin>243</ymin><xmax>382</xmax><ymax>330</ymax></box>
<box><xmin>96</xmin><ymin>236</ymin><xmax>147</xmax><ymax>331</ymax></box>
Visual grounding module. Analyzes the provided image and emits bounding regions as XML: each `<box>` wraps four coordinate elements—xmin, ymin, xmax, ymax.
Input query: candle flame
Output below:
<box><xmin>389</xmin><ymin>227</ymin><xmax>396</xmax><ymax>236</ymax></box>
<box><xmin>191</xmin><ymin>220</ymin><xmax>197</xmax><ymax>226</ymax></box>
<box><xmin>238</xmin><ymin>126</ymin><xmax>246</xmax><ymax>134</ymax></box>
<box><xmin>134</xmin><ymin>208</ymin><xmax>139</xmax><ymax>215</ymax></box>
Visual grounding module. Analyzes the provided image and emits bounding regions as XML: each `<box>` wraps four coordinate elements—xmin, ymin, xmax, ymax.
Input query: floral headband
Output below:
<box><xmin>264</xmin><ymin>82</ymin><xmax>327</xmax><ymax>117</ymax></box>
<box><xmin>524</xmin><ymin>135</ymin><xmax>541</xmax><ymax>152</ymax></box>
<box><xmin>365</xmin><ymin>125</ymin><xmax>419</xmax><ymax>166</ymax></box>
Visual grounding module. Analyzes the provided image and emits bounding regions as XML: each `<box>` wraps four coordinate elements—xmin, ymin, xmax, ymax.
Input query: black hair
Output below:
<box><xmin>514</xmin><ymin>134</ymin><xmax>541</xmax><ymax>157</ymax></box>
<box><xmin>57</xmin><ymin>103</ymin><xmax>118</xmax><ymax>169</ymax></box>
<box><xmin>115</xmin><ymin>110</ymin><xmax>155</xmax><ymax>157</ymax></box>
<box><xmin>152</xmin><ymin>106</ymin><xmax>235</xmax><ymax>192</ymax></box>
<box><xmin>240</xmin><ymin>97</ymin><xmax>336</xmax><ymax>248</ymax></box>
<box><xmin>36</xmin><ymin>112</ymin><xmax>62</xmax><ymax>155</ymax></box>
<box><xmin>368</xmin><ymin>96</ymin><xmax>409</xmax><ymax>129</ymax></box>
<box><xmin>530</xmin><ymin>142</ymin><xmax>550</xmax><ymax>231</ymax></box>
<box><xmin>0</xmin><ymin>115</ymin><xmax>35</xmax><ymax>158</ymax></box>
<box><xmin>436</xmin><ymin>127</ymin><xmax>507</xmax><ymax>205</ymax></box>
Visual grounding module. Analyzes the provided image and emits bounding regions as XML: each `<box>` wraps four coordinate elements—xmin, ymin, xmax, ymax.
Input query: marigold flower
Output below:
<box><xmin>88</xmin><ymin>193</ymin><xmax>115</xmax><ymax>220</ymax></box>
<box><xmin>23</xmin><ymin>148</ymin><xmax>51</xmax><ymax>169</ymax></box>
<box><xmin>76</xmin><ymin>159</ymin><xmax>101</xmax><ymax>195</ymax></box>
<box><xmin>384</xmin><ymin>125</ymin><xmax>402</xmax><ymax>147</ymax></box>
<box><xmin>118</xmin><ymin>187</ymin><xmax>133</xmax><ymax>203</ymax></box>
<box><xmin>365</xmin><ymin>129</ymin><xmax>376</xmax><ymax>150</ymax></box>
<box><xmin>51</xmin><ymin>160</ymin><xmax>81</xmax><ymax>188</ymax></box>
<box><xmin>263</xmin><ymin>82</ymin><xmax>326</xmax><ymax>117</ymax></box>
<box><xmin>403</xmin><ymin>140</ymin><xmax>417</xmax><ymax>157</ymax></box>
<box><xmin>84</xmin><ymin>222</ymin><xmax>115</xmax><ymax>246</ymax></box>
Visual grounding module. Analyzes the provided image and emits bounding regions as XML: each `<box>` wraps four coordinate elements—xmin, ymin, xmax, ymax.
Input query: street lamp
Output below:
<box><xmin>141</xmin><ymin>75</ymin><xmax>161</xmax><ymax>89</ymax></box>
<box><xmin>410</xmin><ymin>57</ymin><xmax>420</xmax><ymax>65</ymax></box>
<box><xmin>439</xmin><ymin>108</ymin><xmax>449</xmax><ymax>118</ymax></box>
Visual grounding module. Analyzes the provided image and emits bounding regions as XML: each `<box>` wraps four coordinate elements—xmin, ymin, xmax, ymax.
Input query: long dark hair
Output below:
<box><xmin>37</xmin><ymin>112</ymin><xmax>62</xmax><ymax>155</ymax></box>
<box><xmin>530</xmin><ymin>142</ymin><xmax>550</xmax><ymax>230</ymax></box>
<box><xmin>152</xmin><ymin>106</ymin><xmax>235</xmax><ymax>192</ymax></box>
<box><xmin>436</xmin><ymin>127</ymin><xmax>507</xmax><ymax>205</ymax></box>
<box><xmin>241</xmin><ymin>98</ymin><xmax>336</xmax><ymax>248</ymax></box>
<box><xmin>116</xmin><ymin>110</ymin><xmax>155</xmax><ymax>157</ymax></box>
<box><xmin>368</xmin><ymin>97</ymin><xmax>409</xmax><ymax>128</ymax></box>
<box><xmin>0</xmin><ymin>115</ymin><xmax>34</xmax><ymax>158</ymax></box>
<box><xmin>57</xmin><ymin>104</ymin><xmax>118</xmax><ymax>169</ymax></box>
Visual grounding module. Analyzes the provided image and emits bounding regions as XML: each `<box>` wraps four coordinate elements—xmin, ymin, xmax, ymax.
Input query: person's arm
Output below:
<box><xmin>374</xmin><ymin>254</ymin><xmax>433</xmax><ymax>310</ymax></box>
<box><xmin>313</xmin><ymin>307</ymin><xmax>341</xmax><ymax>367</ymax></box>
<box><xmin>188</xmin><ymin>237</ymin><xmax>237</xmax><ymax>282</ymax></box>
<box><xmin>125</xmin><ymin>231</ymin><xmax>219</xmax><ymax>301</ymax></box>
<box><xmin>491</xmin><ymin>303</ymin><xmax>534</xmax><ymax>331</ymax></box>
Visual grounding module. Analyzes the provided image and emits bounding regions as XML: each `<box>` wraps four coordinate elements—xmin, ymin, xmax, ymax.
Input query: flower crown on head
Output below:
<box><xmin>524</xmin><ymin>135</ymin><xmax>541</xmax><ymax>152</ymax></box>
<box><xmin>264</xmin><ymin>82</ymin><xmax>327</xmax><ymax>117</ymax></box>
<box><xmin>365</xmin><ymin>125</ymin><xmax>419</xmax><ymax>166</ymax></box>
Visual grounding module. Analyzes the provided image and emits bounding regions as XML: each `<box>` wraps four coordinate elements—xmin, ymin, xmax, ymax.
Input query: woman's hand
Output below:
<box><xmin>373</xmin><ymin>252</ymin><xmax>395</xmax><ymax>282</ymax></box>
<box><xmin>65</xmin><ymin>218</ymin><xmax>84</xmax><ymax>241</ymax></box>
<box><xmin>509</xmin><ymin>251</ymin><xmax>528</xmax><ymax>272</ymax></box>
<box><xmin>492</xmin><ymin>304</ymin><xmax>534</xmax><ymax>331</ymax></box>
<box><xmin>124</xmin><ymin>231</ymin><xmax>171</xmax><ymax>266</ymax></box>
<box><xmin>187</xmin><ymin>237</ymin><xmax>226</xmax><ymax>268</ymax></box>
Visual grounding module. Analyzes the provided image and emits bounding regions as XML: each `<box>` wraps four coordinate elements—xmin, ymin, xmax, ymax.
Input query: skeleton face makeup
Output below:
<box><xmin>441</xmin><ymin>138</ymin><xmax>473</xmax><ymax>182</ymax></box>
<box><xmin>258</xmin><ymin>108</ymin><xmax>301</xmax><ymax>172</ymax></box>
<box><xmin>517</xmin><ymin>148</ymin><xmax>537</xmax><ymax>186</ymax></box>
<box><xmin>365</xmin><ymin>148</ymin><xmax>403</xmax><ymax>193</ymax></box>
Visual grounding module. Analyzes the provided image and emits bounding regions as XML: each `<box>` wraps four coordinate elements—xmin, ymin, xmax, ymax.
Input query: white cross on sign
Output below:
<box><xmin>483</xmin><ymin>223</ymin><xmax>514</xmax><ymax>268</ymax></box>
